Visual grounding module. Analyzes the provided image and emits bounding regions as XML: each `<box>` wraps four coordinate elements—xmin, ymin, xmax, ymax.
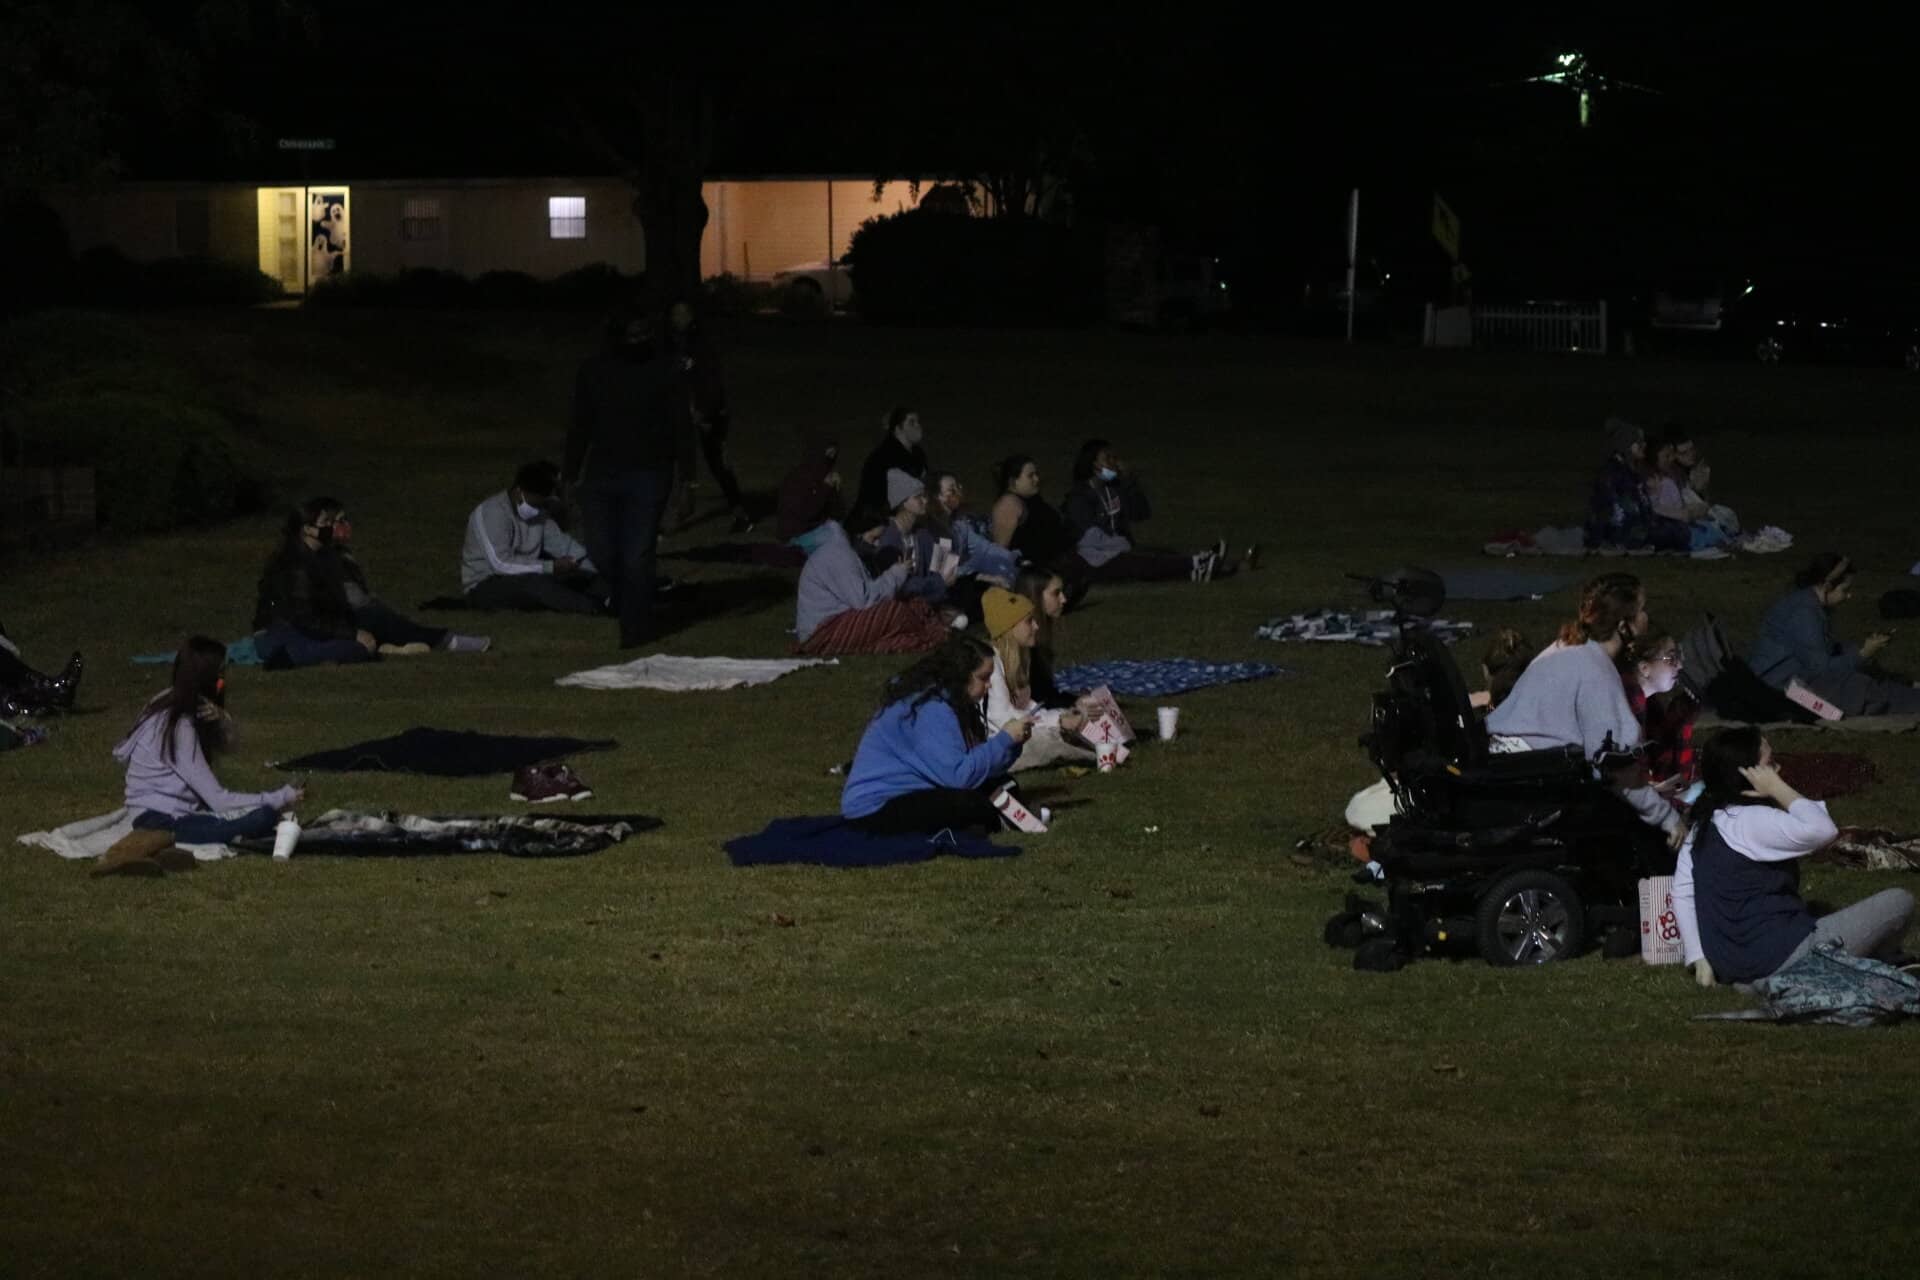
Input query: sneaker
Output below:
<box><xmin>442</xmin><ymin>634</ymin><xmax>492</xmax><ymax>654</ymax></box>
<box><xmin>378</xmin><ymin>642</ymin><xmax>432</xmax><ymax>656</ymax></box>
<box><xmin>509</xmin><ymin>762</ymin><xmax>594</xmax><ymax>803</ymax></box>
<box><xmin>990</xmin><ymin>786</ymin><xmax>1048</xmax><ymax>833</ymax></box>
<box><xmin>1690</xmin><ymin>546</ymin><xmax>1733</xmax><ymax>561</ymax></box>
<box><xmin>1189</xmin><ymin>550</ymin><xmax>1217</xmax><ymax>583</ymax></box>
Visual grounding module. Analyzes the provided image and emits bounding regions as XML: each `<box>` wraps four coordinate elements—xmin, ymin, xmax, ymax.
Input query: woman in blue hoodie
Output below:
<box><xmin>1748</xmin><ymin>553</ymin><xmax>1920</xmax><ymax>716</ymax></box>
<box><xmin>842</xmin><ymin>634</ymin><xmax>1031</xmax><ymax>834</ymax></box>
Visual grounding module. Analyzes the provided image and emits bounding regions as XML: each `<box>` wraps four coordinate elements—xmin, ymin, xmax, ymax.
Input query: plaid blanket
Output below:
<box><xmin>1255</xmin><ymin>609</ymin><xmax>1474</xmax><ymax>647</ymax></box>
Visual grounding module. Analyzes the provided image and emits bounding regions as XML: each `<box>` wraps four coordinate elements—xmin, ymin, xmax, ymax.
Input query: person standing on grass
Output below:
<box><xmin>566</xmin><ymin>307</ymin><xmax>695</xmax><ymax>649</ymax></box>
<box><xmin>115</xmin><ymin>636</ymin><xmax>304</xmax><ymax>844</ymax></box>
<box><xmin>665</xmin><ymin>298</ymin><xmax>753</xmax><ymax>534</ymax></box>
<box><xmin>1675</xmin><ymin>726</ymin><xmax>1914</xmax><ymax>987</ymax></box>
<box><xmin>1747</xmin><ymin>553</ymin><xmax>1920</xmax><ymax>716</ymax></box>
<box><xmin>461</xmin><ymin>461</ymin><xmax>610</xmax><ymax>614</ymax></box>
<box><xmin>841</xmin><ymin>633</ymin><xmax>1032</xmax><ymax>835</ymax></box>
<box><xmin>852</xmin><ymin>406</ymin><xmax>928</xmax><ymax>530</ymax></box>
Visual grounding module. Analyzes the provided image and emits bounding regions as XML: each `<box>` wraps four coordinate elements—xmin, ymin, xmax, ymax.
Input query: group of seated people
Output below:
<box><xmin>1585</xmin><ymin>419</ymin><xmax>1736</xmax><ymax>553</ymax></box>
<box><xmin>787</xmin><ymin>409</ymin><xmax>1248</xmax><ymax>657</ymax></box>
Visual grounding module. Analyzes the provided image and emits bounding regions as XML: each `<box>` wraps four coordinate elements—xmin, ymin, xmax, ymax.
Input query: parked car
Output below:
<box><xmin>1726</xmin><ymin>280</ymin><xmax>1920</xmax><ymax>372</ymax></box>
<box><xmin>771</xmin><ymin>258</ymin><xmax>853</xmax><ymax>309</ymax></box>
<box><xmin>1648</xmin><ymin>275</ymin><xmax>1730</xmax><ymax>332</ymax></box>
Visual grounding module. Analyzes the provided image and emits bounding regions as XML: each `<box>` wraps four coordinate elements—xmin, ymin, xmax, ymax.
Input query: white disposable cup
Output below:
<box><xmin>272</xmin><ymin>818</ymin><xmax>301</xmax><ymax>861</ymax></box>
<box><xmin>1097</xmin><ymin>742</ymin><xmax>1119</xmax><ymax>772</ymax></box>
<box><xmin>1157</xmin><ymin>706</ymin><xmax>1180</xmax><ymax>741</ymax></box>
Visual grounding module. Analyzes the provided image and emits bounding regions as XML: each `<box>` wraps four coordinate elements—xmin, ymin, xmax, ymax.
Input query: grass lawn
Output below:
<box><xmin>4</xmin><ymin>309</ymin><xmax>1919</xmax><ymax>1277</ymax></box>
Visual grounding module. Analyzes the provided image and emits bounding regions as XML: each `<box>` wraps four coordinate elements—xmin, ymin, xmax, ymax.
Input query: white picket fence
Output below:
<box><xmin>1468</xmin><ymin>300</ymin><xmax>1609</xmax><ymax>355</ymax></box>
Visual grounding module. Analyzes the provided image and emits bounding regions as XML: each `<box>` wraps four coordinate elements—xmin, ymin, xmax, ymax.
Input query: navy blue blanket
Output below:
<box><xmin>726</xmin><ymin>815</ymin><xmax>1020</xmax><ymax>868</ymax></box>
<box><xmin>1053</xmin><ymin>658</ymin><xmax>1285</xmax><ymax>698</ymax></box>
<box><xmin>272</xmin><ymin>728</ymin><xmax>618</xmax><ymax>776</ymax></box>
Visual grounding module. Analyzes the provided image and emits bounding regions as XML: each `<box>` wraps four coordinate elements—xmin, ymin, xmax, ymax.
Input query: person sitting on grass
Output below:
<box><xmin>989</xmin><ymin>454</ymin><xmax>1075</xmax><ymax>568</ymax></box>
<box><xmin>1747</xmin><ymin>552</ymin><xmax>1920</xmax><ymax>716</ymax></box>
<box><xmin>1675</xmin><ymin>726</ymin><xmax>1914</xmax><ymax>987</ymax></box>
<box><xmin>793</xmin><ymin>517</ymin><xmax>951</xmax><ymax>656</ymax></box>
<box><xmin>852</xmin><ymin>406</ymin><xmax>928</xmax><ymax>530</ymax></box>
<box><xmin>841</xmin><ymin>633</ymin><xmax>1032</xmax><ymax>835</ymax></box>
<box><xmin>254</xmin><ymin>498</ymin><xmax>489</xmax><ymax>666</ymax></box>
<box><xmin>1060</xmin><ymin>438</ymin><xmax>1225</xmax><ymax>583</ymax></box>
<box><xmin>1485</xmin><ymin>572</ymin><xmax>1683</xmax><ymax>843</ymax></box>
<box><xmin>1583</xmin><ymin>418</ymin><xmax>1689</xmax><ymax>552</ymax></box>
<box><xmin>979</xmin><ymin>587</ymin><xmax>1097</xmax><ymax>772</ymax></box>
<box><xmin>1646</xmin><ymin>425</ymin><xmax>1733</xmax><ymax>552</ymax></box>
<box><xmin>929</xmin><ymin>470</ymin><xmax>1019</xmax><ymax>588</ymax></box>
<box><xmin>1620</xmin><ymin>631</ymin><xmax>1699</xmax><ymax>804</ymax></box>
<box><xmin>776</xmin><ymin>437</ymin><xmax>843</xmax><ymax>543</ymax></box>
<box><xmin>1014</xmin><ymin>566</ymin><xmax>1078</xmax><ymax>711</ymax></box>
<box><xmin>461</xmin><ymin>461</ymin><xmax>610</xmax><ymax>614</ymax></box>
<box><xmin>113</xmin><ymin>635</ymin><xmax>305</xmax><ymax>845</ymax></box>
<box><xmin>874</xmin><ymin>469</ymin><xmax>962</xmax><ymax>611</ymax></box>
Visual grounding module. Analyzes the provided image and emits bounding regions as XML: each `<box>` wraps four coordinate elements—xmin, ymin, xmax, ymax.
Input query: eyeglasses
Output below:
<box><xmin>1651</xmin><ymin>651</ymin><xmax>1683</xmax><ymax>666</ymax></box>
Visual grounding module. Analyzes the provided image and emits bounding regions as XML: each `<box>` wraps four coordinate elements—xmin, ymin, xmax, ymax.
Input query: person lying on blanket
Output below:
<box><xmin>460</xmin><ymin>460</ymin><xmax>611</xmax><ymax>614</ymax></box>
<box><xmin>1673</xmin><ymin>726</ymin><xmax>1914</xmax><ymax>989</ymax></box>
<box><xmin>1747</xmin><ymin>552</ymin><xmax>1920</xmax><ymax>717</ymax></box>
<box><xmin>981</xmin><ymin>589</ymin><xmax>1098</xmax><ymax>772</ymax></box>
<box><xmin>1485</xmin><ymin>572</ymin><xmax>1684</xmax><ymax>845</ymax></box>
<box><xmin>114</xmin><ymin>636</ymin><xmax>305</xmax><ymax>845</ymax></box>
<box><xmin>841</xmin><ymin>634</ymin><xmax>1036</xmax><ymax>836</ymax></box>
<box><xmin>793</xmin><ymin>517</ymin><xmax>951</xmax><ymax>657</ymax></box>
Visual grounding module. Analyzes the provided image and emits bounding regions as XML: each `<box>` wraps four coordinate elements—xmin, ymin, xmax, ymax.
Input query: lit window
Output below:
<box><xmin>548</xmin><ymin>196</ymin><xmax>586</xmax><ymax>239</ymax></box>
<box><xmin>401</xmin><ymin>197</ymin><xmax>443</xmax><ymax>241</ymax></box>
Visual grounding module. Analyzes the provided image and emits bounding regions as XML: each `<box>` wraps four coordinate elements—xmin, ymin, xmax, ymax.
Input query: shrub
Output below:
<box><xmin>548</xmin><ymin>262</ymin><xmax>635</xmax><ymax>308</ymax></box>
<box><xmin>15</xmin><ymin>392</ymin><xmax>273</xmax><ymax>532</ymax></box>
<box><xmin>471</xmin><ymin>270</ymin><xmax>545</xmax><ymax>309</ymax></box>
<box><xmin>845</xmin><ymin>209</ymin><xmax>1101</xmax><ymax>327</ymax></box>
<box><xmin>72</xmin><ymin>248</ymin><xmax>281</xmax><ymax>307</ymax></box>
<box><xmin>0</xmin><ymin>309</ymin><xmax>195</xmax><ymax>404</ymax></box>
<box><xmin>699</xmin><ymin>272</ymin><xmax>776</xmax><ymax>318</ymax></box>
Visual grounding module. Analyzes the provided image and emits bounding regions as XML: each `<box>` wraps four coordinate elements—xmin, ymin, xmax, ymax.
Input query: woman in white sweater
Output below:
<box><xmin>979</xmin><ymin>588</ymin><xmax>1095</xmax><ymax>771</ymax></box>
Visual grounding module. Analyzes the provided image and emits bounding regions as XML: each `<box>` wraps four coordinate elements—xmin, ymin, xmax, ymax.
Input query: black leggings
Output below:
<box><xmin>0</xmin><ymin>645</ymin><xmax>33</xmax><ymax>689</ymax></box>
<box><xmin>700</xmin><ymin>416</ymin><xmax>744</xmax><ymax>510</ymax></box>
<box><xmin>354</xmin><ymin>602</ymin><xmax>448</xmax><ymax>649</ymax></box>
<box><xmin>851</xmin><ymin>786</ymin><xmax>1003</xmax><ymax>836</ymax></box>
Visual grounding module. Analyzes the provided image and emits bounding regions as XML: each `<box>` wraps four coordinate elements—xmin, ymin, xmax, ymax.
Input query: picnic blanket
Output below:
<box><xmin>231</xmin><ymin>808</ymin><xmax>656</xmax><ymax>857</ymax></box>
<box><xmin>271</xmin><ymin>728</ymin><xmax>618</xmax><ymax>776</ymax></box>
<box><xmin>1819</xmin><ymin>829</ymin><xmax>1920</xmax><ymax>873</ymax></box>
<box><xmin>1255</xmin><ymin>609</ymin><xmax>1474</xmax><ymax>647</ymax></box>
<box><xmin>133</xmin><ymin>636</ymin><xmax>262</xmax><ymax>666</ymax></box>
<box><xmin>19</xmin><ymin>808</ymin><xmax>238</xmax><ymax>861</ymax></box>
<box><xmin>1695</xmin><ymin>711</ymin><xmax>1920</xmax><ymax>736</ymax></box>
<box><xmin>1485</xmin><ymin>525</ymin><xmax>1794</xmax><ymax>559</ymax></box>
<box><xmin>1051</xmin><ymin>658</ymin><xmax>1286</xmax><ymax>698</ymax></box>
<box><xmin>1439</xmin><ymin>567</ymin><xmax>1572</xmax><ymax>602</ymax></box>
<box><xmin>556</xmin><ymin>653</ymin><xmax>835</xmax><ymax>692</ymax></box>
<box><xmin>725</xmin><ymin>815</ymin><xmax>1019</xmax><ymax>867</ymax></box>
<box><xmin>1773</xmin><ymin>752</ymin><xmax>1878</xmax><ymax>800</ymax></box>
<box><xmin>1695</xmin><ymin>943</ymin><xmax>1920</xmax><ymax>1027</ymax></box>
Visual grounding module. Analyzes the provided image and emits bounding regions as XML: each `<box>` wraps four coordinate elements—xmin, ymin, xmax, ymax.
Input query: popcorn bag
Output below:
<box><xmin>1785</xmin><ymin>678</ymin><xmax>1844</xmax><ymax>721</ymax></box>
<box><xmin>1638</xmin><ymin>875</ymin><xmax>1684</xmax><ymax>966</ymax></box>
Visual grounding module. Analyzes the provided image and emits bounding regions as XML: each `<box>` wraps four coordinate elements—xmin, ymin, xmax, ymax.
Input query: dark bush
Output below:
<box><xmin>0</xmin><ymin>310</ymin><xmax>194</xmax><ymax>404</ymax></box>
<box><xmin>471</xmin><ymin>271</ymin><xmax>545</xmax><ymax>309</ymax></box>
<box><xmin>699</xmin><ymin>272</ymin><xmax>776</xmax><ymax>317</ymax></box>
<box><xmin>0</xmin><ymin>194</ymin><xmax>76</xmax><ymax>314</ymax></box>
<box><xmin>72</xmin><ymin>248</ymin><xmax>281</xmax><ymax>307</ymax></box>
<box><xmin>15</xmin><ymin>392</ymin><xmax>273</xmax><ymax>532</ymax></box>
<box><xmin>845</xmin><ymin>210</ymin><xmax>1101</xmax><ymax>326</ymax></box>
<box><xmin>548</xmin><ymin>262</ymin><xmax>635</xmax><ymax>308</ymax></box>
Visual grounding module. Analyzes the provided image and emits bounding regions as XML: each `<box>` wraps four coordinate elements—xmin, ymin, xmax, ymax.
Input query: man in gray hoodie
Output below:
<box><xmin>461</xmin><ymin>461</ymin><xmax>608</xmax><ymax>614</ymax></box>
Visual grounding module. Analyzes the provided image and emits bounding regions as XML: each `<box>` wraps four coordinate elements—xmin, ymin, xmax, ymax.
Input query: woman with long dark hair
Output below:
<box><xmin>841</xmin><ymin>633</ymin><xmax>1033</xmax><ymax>834</ymax></box>
<box><xmin>1673</xmin><ymin>726</ymin><xmax>1913</xmax><ymax>986</ymax></box>
<box><xmin>114</xmin><ymin>636</ymin><xmax>304</xmax><ymax>844</ymax></box>
<box><xmin>1747</xmin><ymin>552</ymin><xmax>1920</xmax><ymax>715</ymax></box>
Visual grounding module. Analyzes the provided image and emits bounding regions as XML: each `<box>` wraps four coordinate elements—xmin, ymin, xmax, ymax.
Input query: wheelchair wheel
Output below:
<box><xmin>1475</xmin><ymin>870</ymin><xmax>1585</xmax><ymax>966</ymax></box>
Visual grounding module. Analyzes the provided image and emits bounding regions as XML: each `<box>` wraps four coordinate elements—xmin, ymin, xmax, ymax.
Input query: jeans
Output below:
<box><xmin>354</xmin><ymin>601</ymin><xmax>448</xmax><ymax>649</ymax></box>
<box><xmin>134</xmin><ymin>805</ymin><xmax>282</xmax><ymax>844</ymax></box>
<box><xmin>579</xmin><ymin>467</ymin><xmax>673</xmax><ymax>647</ymax></box>
<box><xmin>255</xmin><ymin>622</ymin><xmax>373</xmax><ymax>668</ymax></box>
<box><xmin>466</xmin><ymin>572</ymin><xmax>609</xmax><ymax>615</ymax></box>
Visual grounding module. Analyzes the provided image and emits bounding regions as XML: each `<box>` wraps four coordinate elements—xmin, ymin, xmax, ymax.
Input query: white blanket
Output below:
<box><xmin>555</xmin><ymin>653</ymin><xmax>836</xmax><ymax>692</ymax></box>
<box><xmin>17</xmin><ymin>808</ymin><xmax>237</xmax><ymax>861</ymax></box>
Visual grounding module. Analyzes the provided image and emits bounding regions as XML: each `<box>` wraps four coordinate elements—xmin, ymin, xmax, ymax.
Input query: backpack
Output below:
<box><xmin>1680</xmin><ymin>613</ymin><xmax>1814</xmax><ymax>725</ymax></box>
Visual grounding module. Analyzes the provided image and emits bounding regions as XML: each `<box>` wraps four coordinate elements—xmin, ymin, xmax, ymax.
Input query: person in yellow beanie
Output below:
<box><xmin>981</xmin><ymin>588</ymin><xmax>1097</xmax><ymax>771</ymax></box>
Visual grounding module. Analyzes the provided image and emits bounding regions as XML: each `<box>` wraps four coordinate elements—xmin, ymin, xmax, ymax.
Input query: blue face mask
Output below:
<box><xmin>1096</xmin><ymin>467</ymin><xmax>1119</xmax><ymax>483</ymax></box>
<box><xmin>791</xmin><ymin>525</ymin><xmax>832</xmax><ymax>554</ymax></box>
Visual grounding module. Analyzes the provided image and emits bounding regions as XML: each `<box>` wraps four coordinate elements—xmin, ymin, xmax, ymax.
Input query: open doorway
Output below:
<box><xmin>256</xmin><ymin>186</ymin><xmax>351</xmax><ymax>294</ymax></box>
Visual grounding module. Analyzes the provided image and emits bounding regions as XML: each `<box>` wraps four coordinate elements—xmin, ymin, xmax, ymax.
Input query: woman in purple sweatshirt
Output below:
<box><xmin>114</xmin><ymin>637</ymin><xmax>303</xmax><ymax>844</ymax></box>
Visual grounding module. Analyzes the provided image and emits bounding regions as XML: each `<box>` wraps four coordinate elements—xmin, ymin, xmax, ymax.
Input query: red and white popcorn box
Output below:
<box><xmin>1637</xmin><ymin>876</ymin><xmax>1683</xmax><ymax>966</ymax></box>
<box><xmin>1785</xmin><ymin>678</ymin><xmax>1844</xmax><ymax>721</ymax></box>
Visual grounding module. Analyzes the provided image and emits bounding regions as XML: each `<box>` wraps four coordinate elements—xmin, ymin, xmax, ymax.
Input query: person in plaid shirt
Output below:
<box><xmin>1622</xmin><ymin>633</ymin><xmax>1697</xmax><ymax>809</ymax></box>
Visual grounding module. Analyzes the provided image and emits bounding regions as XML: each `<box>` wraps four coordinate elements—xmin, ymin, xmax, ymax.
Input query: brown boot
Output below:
<box><xmin>91</xmin><ymin>829</ymin><xmax>175</xmax><ymax>878</ymax></box>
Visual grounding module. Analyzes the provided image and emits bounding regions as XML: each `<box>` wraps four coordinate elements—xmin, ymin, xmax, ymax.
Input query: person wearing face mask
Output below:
<box><xmin>852</xmin><ymin>406</ymin><xmax>928</xmax><ymax>530</ymax></box>
<box><xmin>1060</xmin><ymin>437</ymin><xmax>1226</xmax><ymax>583</ymax></box>
<box><xmin>461</xmin><ymin>461</ymin><xmax>609</xmax><ymax>614</ymax></box>
<box><xmin>1485</xmin><ymin>572</ymin><xmax>1683</xmax><ymax>843</ymax></box>
<box><xmin>254</xmin><ymin>498</ymin><xmax>488</xmax><ymax>667</ymax></box>
<box><xmin>1748</xmin><ymin>553</ymin><xmax>1920</xmax><ymax>716</ymax></box>
<box><xmin>565</xmin><ymin>307</ymin><xmax>695</xmax><ymax>649</ymax></box>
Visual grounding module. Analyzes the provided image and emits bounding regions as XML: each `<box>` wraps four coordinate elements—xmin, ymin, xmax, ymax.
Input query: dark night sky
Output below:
<box><xmin>108</xmin><ymin>6</ymin><xmax>1915</xmax><ymax>287</ymax></box>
